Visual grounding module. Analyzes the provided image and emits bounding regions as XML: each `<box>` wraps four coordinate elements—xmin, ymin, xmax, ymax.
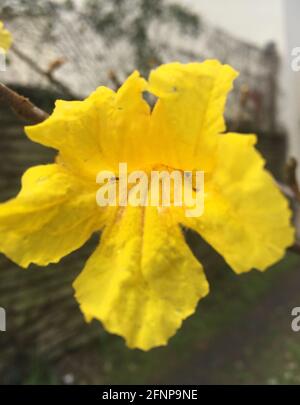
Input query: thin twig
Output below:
<box><xmin>11</xmin><ymin>45</ymin><xmax>76</xmax><ymax>99</ymax></box>
<box><xmin>108</xmin><ymin>69</ymin><xmax>122</xmax><ymax>90</ymax></box>
<box><xmin>0</xmin><ymin>82</ymin><xmax>49</xmax><ymax>124</ymax></box>
<box><xmin>285</xmin><ymin>157</ymin><xmax>300</xmax><ymax>203</ymax></box>
<box><xmin>278</xmin><ymin>182</ymin><xmax>300</xmax><ymax>255</ymax></box>
<box><xmin>280</xmin><ymin>159</ymin><xmax>300</xmax><ymax>255</ymax></box>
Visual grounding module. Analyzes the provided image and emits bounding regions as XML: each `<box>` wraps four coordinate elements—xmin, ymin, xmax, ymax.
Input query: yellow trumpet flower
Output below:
<box><xmin>0</xmin><ymin>20</ymin><xmax>12</xmax><ymax>53</ymax></box>
<box><xmin>0</xmin><ymin>61</ymin><xmax>294</xmax><ymax>350</ymax></box>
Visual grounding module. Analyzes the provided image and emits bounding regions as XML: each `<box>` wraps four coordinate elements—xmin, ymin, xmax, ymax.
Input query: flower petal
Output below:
<box><xmin>25</xmin><ymin>71</ymin><xmax>150</xmax><ymax>178</ymax></box>
<box><xmin>73</xmin><ymin>206</ymin><xmax>209</xmax><ymax>350</ymax></box>
<box><xmin>148</xmin><ymin>60</ymin><xmax>238</xmax><ymax>171</ymax></box>
<box><xmin>182</xmin><ymin>133</ymin><xmax>294</xmax><ymax>273</ymax></box>
<box><xmin>0</xmin><ymin>21</ymin><xmax>12</xmax><ymax>53</ymax></box>
<box><xmin>0</xmin><ymin>164</ymin><xmax>104</xmax><ymax>268</ymax></box>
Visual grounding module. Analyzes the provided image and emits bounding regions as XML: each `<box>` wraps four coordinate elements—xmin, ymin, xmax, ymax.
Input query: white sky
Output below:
<box><xmin>177</xmin><ymin>0</ymin><xmax>300</xmax><ymax>172</ymax></box>
<box><xmin>72</xmin><ymin>0</ymin><xmax>287</xmax><ymax>52</ymax></box>
<box><xmin>177</xmin><ymin>0</ymin><xmax>285</xmax><ymax>53</ymax></box>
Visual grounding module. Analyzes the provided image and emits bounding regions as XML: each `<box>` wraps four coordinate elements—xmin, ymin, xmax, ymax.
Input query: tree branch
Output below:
<box><xmin>285</xmin><ymin>157</ymin><xmax>300</xmax><ymax>203</ymax></box>
<box><xmin>0</xmin><ymin>82</ymin><xmax>49</xmax><ymax>124</ymax></box>
<box><xmin>11</xmin><ymin>45</ymin><xmax>76</xmax><ymax>99</ymax></box>
<box><xmin>280</xmin><ymin>159</ymin><xmax>300</xmax><ymax>255</ymax></box>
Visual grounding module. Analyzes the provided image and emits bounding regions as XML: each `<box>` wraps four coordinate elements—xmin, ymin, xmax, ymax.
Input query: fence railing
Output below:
<box><xmin>2</xmin><ymin>8</ymin><xmax>281</xmax><ymax>134</ymax></box>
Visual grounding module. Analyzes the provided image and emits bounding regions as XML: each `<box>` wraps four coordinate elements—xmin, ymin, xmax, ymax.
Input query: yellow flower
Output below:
<box><xmin>0</xmin><ymin>61</ymin><xmax>294</xmax><ymax>350</ymax></box>
<box><xmin>0</xmin><ymin>21</ymin><xmax>12</xmax><ymax>53</ymax></box>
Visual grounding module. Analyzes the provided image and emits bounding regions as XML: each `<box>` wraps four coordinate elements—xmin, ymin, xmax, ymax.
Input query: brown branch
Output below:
<box><xmin>0</xmin><ymin>82</ymin><xmax>49</xmax><ymax>124</ymax></box>
<box><xmin>285</xmin><ymin>157</ymin><xmax>300</xmax><ymax>203</ymax></box>
<box><xmin>108</xmin><ymin>69</ymin><xmax>122</xmax><ymax>91</ymax></box>
<box><xmin>279</xmin><ymin>158</ymin><xmax>300</xmax><ymax>256</ymax></box>
<box><xmin>47</xmin><ymin>57</ymin><xmax>67</xmax><ymax>76</ymax></box>
<box><xmin>11</xmin><ymin>45</ymin><xmax>76</xmax><ymax>99</ymax></box>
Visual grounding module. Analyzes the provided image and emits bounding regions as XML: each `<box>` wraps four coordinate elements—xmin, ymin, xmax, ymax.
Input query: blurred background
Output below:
<box><xmin>0</xmin><ymin>0</ymin><xmax>300</xmax><ymax>385</ymax></box>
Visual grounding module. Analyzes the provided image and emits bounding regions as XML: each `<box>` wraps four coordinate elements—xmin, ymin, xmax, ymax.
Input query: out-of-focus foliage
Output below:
<box><xmin>84</xmin><ymin>0</ymin><xmax>201</xmax><ymax>74</ymax></box>
<box><xmin>0</xmin><ymin>0</ymin><xmax>70</xmax><ymax>16</ymax></box>
<box><xmin>0</xmin><ymin>0</ymin><xmax>201</xmax><ymax>75</ymax></box>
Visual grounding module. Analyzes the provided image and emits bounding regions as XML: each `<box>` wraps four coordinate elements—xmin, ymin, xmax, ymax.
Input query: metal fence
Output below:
<box><xmin>2</xmin><ymin>4</ymin><xmax>280</xmax><ymax>133</ymax></box>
